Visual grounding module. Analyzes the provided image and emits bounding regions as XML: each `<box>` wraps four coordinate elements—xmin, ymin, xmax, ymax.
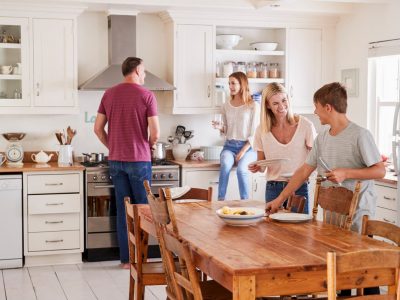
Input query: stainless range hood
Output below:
<box><xmin>79</xmin><ymin>15</ymin><xmax>175</xmax><ymax>91</ymax></box>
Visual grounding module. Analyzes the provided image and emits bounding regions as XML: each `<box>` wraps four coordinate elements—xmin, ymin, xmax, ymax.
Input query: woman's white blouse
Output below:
<box><xmin>221</xmin><ymin>100</ymin><xmax>260</xmax><ymax>147</ymax></box>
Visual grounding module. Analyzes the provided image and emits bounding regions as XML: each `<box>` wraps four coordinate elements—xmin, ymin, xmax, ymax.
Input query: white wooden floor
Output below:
<box><xmin>0</xmin><ymin>261</ymin><xmax>167</xmax><ymax>300</ymax></box>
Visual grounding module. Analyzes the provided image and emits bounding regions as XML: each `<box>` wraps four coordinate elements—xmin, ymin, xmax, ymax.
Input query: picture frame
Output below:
<box><xmin>341</xmin><ymin>68</ymin><xmax>359</xmax><ymax>97</ymax></box>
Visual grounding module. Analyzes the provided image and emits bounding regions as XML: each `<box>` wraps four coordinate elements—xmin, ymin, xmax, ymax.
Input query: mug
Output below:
<box><xmin>58</xmin><ymin>145</ymin><xmax>73</xmax><ymax>166</ymax></box>
<box><xmin>0</xmin><ymin>153</ymin><xmax>6</xmax><ymax>166</ymax></box>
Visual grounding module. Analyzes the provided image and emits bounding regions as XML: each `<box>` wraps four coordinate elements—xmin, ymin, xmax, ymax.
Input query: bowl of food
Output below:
<box><xmin>216</xmin><ymin>34</ymin><xmax>242</xmax><ymax>50</ymax></box>
<box><xmin>216</xmin><ymin>206</ymin><xmax>265</xmax><ymax>226</ymax></box>
<box><xmin>250</xmin><ymin>42</ymin><xmax>278</xmax><ymax>51</ymax></box>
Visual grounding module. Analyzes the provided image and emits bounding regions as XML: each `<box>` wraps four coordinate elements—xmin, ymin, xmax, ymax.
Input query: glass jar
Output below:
<box><xmin>215</xmin><ymin>85</ymin><xmax>226</xmax><ymax>105</ymax></box>
<box><xmin>236</xmin><ymin>61</ymin><xmax>246</xmax><ymax>74</ymax></box>
<box><xmin>216</xmin><ymin>62</ymin><xmax>222</xmax><ymax>78</ymax></box>
<box><xmin>246</xmin><ymin>62</ymin><xmax>257</xmax><ymax>78</ymax></box>
<box><xmin>223</xmin><ymin>61</ymin><xmax>235</xmax><ymax>78</ymax></box>
<box><xmin>257</xmin><ymin>63</ymin><xmax>268</xmax><ymax>78</ymax></box>
<box><xmin>268</xmin><ymin>63</ymin><xmax>280</xmax><ymax>78</ymax></box>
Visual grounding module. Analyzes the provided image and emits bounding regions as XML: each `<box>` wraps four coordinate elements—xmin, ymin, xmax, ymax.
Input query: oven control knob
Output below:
<box><xmin>153</xmin><ymin>174</ymin><xmax>158</xmax><ymax>179</ymax></box>
<box><xmin>168</xmin><ymin>174</ymin><xmax>174</xmax><ymax>179</ymax></box>
<box><xmin>93</xmin><ymin>175</ymin><xmax>98</xmax><ymax>181</ymax></box>
<box><xmin>101</xmin><ymin>175</ymin><xmax>107</xmax><ymax>181</ymax></box>
<box><xmin>161</xmin><ymin>174</ymin><xmax>166</xmax><ymax>179</ymax></box>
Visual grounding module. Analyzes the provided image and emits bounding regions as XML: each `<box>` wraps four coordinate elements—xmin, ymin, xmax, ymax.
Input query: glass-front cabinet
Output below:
<box><xmin>0</xmin><ymin>17</ymin><xmax>29</xmax><ymax>107</ymax></box>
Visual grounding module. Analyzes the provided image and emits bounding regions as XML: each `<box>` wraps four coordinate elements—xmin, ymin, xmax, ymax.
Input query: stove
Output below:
<box><xmin>81</xmin><ymin>159</ymin><xmax>180</xmax><ymax>261</ymax></box>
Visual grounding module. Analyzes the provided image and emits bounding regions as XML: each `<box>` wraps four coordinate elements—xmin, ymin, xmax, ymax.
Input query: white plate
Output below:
<box><xmin>249</xmin><ymin>158</ymin><xmax>289</xmax><ymax>168</ymax></box>
<box><xmin>216</xmin><ymin>206</ymin><xmax>265</xmax><ymax>226</ymax></box>
<box><xmin>280</xmin><ymin>173</ymin><xmax>294</xmax><ymax>179</ymax></box>
<box><xmin>169</xmin><ymin>186</ymin><xmax>191</xmax><ymax>199</ymax></box>
<box><xmin>174</xmin><ymin>199</ymin><xmax>207</xmax><ymax>204</ymax></box>
<box><xmin>269</xmin><ymin>212</ymin><xmax>312</xmax><ymax>223</ymax></box>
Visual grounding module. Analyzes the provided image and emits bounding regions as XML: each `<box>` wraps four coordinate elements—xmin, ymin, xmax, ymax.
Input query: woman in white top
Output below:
<box><xmin>214</xmin><ymin>72</ymin><xmax>260</xmax><ymax>200</ymax></box>
<box><xmin>249</xmin><ymin>82</ymin><xmax>316</xmax><ymax>212</ymax></box>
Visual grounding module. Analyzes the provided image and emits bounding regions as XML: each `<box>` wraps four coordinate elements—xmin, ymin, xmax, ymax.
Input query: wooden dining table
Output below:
<box><xmin>137</xmin><ymin>200</ymin><xmax>398</xmax><ymax>300</ymax></box>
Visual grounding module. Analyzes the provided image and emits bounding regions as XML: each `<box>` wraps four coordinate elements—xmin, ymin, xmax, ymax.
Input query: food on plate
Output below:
<box><xmin>221</xmin><ymin>206</ymin><xmax>255</xmax><ymax>216</ymax></box>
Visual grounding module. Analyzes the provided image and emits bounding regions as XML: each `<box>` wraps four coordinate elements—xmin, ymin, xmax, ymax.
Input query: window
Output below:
<box><xmin>368</xmin><ymin>53</ymin><xmax>400</xmax><ymax>157</ymax></box>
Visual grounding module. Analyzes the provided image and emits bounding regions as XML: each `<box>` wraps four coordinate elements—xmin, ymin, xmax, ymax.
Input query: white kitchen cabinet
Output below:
<box><xmin>251</xmin><ymin>172</ymin><xmax>266</xmax><ymax>202</ymax></box>
<box><xmin>23</xmin><ymin>171</ymin><xmax>84</xmax><ymax>266</ymax></box>
<box><xmin>33</xmin><ymin>18</ymin><xmax>75</xmax><ymax>108</ymax></box>
<box><xmin>0</xmin><ymin>17</ymin><xmax>29</xmax><ymax>107</ymax></box>
<box><xmin>374</xmin><ymin>182</ymin><xmax>398</xmax><ymax>225</ymax></box>
<box><xmin>287</xmin><ymin>28</ymin><xmax>322</xmax><ymax>114</ymax></box>
<box><xmin>172</xmin><ymin>24</ymin><xmax>214</xmax><ymax>114</ymax></box>
<box><xmin>0</xmin><ymin>11</ymin><xmax>80</xmax><ymax>114</ymax></box>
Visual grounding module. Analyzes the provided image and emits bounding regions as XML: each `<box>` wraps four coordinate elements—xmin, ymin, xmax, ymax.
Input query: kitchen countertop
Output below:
<box><xmin>171</xmin><ymin>159</ymin><xmax>221</xmax><ymax>168</ymax></box>
<box><xmin>0</xmin><ymin>162</ymin><xmax>85</xmax><ymax>173</ymax></box>
<box><xmin>375</xmin><ymin>170</ymin><xmax>397</xmax><ymax>186</ymax></box>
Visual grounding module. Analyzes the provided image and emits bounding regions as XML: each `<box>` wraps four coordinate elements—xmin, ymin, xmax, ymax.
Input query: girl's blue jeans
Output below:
<box><xmin>265</xmin><ymin>181</ymin><xmax>309</xmax><ymax>214</ymax></box>
<box><xmin>218</xmin><ymin>140</ymin><xmax>256</xmax><ymax>200</ymax></box>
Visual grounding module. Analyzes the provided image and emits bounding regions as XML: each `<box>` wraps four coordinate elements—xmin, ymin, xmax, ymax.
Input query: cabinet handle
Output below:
<box><xmin>36</xmin><ymin>82</ymin><xmax>40</xmax><ymax>96</ymax></box>
<box><xmin>207</xmin><ymin>85</ymin><xmax>211</xmax><ymax>98</ymax></box>
<box><xmin>209</xmin><ymin>181</ymin><xmax>219</xmax><ymax>185</ymax></box>
<box><xmin>45</xmin><ymin>202</ymin><xmax>64</xmax><ymax>206</ymax></box>
<box><xmin>45</xmin><ymin>239</ymin><xmax>64</xmax><ymax>243</ymax></box>
<box><xmin>383</xmin><ymin>218</ymin><xmax>396</xmax><ymax>224</ymax></box>
<box><xmin>383</xmin><ymin>196</ymin><xmax>396</xmax><ymax>201</ymax></box>
<box><xmin>45</xmin><ymin>183</ymin><xmax>63</xmax><ymax>186</ymax></box>
<box><xmin>290</xmin><ymin>85</ymin><xmax>294</xmax><ymax>98</ymax></box>
<box><xmin>254</xmin><ymin>182</ymin><xmax>258</xmax><ymax>192</ymax></box>
<box><xmin>45</xmin><ymin>220</ymin><xmax>64</xmax><ymax>224</ymax></box>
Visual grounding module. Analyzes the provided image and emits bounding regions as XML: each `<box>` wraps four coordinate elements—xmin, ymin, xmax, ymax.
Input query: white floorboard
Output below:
<box><xmin>28</xmin><ymin>266</ymin><xmax>67</xmax><ymax>300</ymax></box>
<box><xmin>53</xmin><ymin>264</ymin><xmax>97</xmax><ymax>300</ymax></box>
<box><xmin>3</xmin><ymin>267</ymin><xmax>36</xmax><ymax>300</ymax></box>
<box><xmin>77</xmin><ymin>262</ymin><xmax>127</xmax><ymax>300</ymax></box>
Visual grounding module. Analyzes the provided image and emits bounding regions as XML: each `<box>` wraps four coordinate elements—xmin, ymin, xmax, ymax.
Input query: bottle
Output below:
<box><xmin>268</xmin><ymin>63</ymin><xmax>280</xmax><ymax>78</ymax></box>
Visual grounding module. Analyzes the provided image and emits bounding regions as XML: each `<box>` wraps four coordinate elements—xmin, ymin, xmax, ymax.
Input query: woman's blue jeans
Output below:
<box><xmin>218</xmin><ymin>140</ymin><xmax>256</xmax><ymax>200</ymax></box>
<box><xmin>265</xmin><ymin>181</ymin><xmax>309</xmax><ymax>214</ymax></box>
<box><xmin>109</xmin><ymin>161</ymin><xmax>151</xmax><ymax>263</ymax></box>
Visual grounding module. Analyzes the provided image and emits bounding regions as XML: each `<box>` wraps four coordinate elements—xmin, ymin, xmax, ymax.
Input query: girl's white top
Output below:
<box><xmin>221</xmin><ymin>100</ymin><xmax>260</xmax><ymax>147</ymax></box>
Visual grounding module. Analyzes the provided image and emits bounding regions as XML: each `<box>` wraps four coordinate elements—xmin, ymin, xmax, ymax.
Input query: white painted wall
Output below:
<box><xmin>335</xmin><ymin>2</ymin><xmax>400</xmax><ymax>129</ymax></box>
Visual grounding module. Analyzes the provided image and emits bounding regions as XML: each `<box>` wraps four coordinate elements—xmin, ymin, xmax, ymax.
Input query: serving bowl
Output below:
<box><xmin>250</xmin><ymin>42</ymin><xmax>278</xmax><ymax>51</ymax></box>
<box><xmin>216</xmin><ymin>206</ymin><xmax>265</xmax><ymax>226</ymax></box>
<box><xmin>2</xmin><ymin>132</ymin><xmax>26</xmax><ymax>141</ymax></box>
<box><xmin>216</xmin><ymin>34</ymin><xmax>242</xmax><ymax>50</ymax></box>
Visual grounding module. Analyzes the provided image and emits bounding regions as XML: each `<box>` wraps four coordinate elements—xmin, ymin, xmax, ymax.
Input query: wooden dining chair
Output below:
<box><xmin>312</xmin><ymin>178</ymin><xmax>361</xmax><ymax>230</ymax></box>
<box><xmin>286</xmin><ymin>194</ymin><xmax>306</xmax><ymax>213</ymax></box>
<box><xmin>166</xmin><ymin>186</ymin><xmax>213</xmax><ymax>202</ymax></box>
<box><xmin>124</xmin><ymin>196</ymin><xmax>168</xmax><ymax>300</ymax></box>
<box><xmin>361</xmin><ymin>215</ymin><xmax>400</xmax><ymax>246</ymax></box>
<box><xmin>327</xmin><ymin>249</ymin><xmax>400</xmax><ymax>300</ymax></box>
<box><xmin>146</xmin><ymin>185</ymin><xmax>232</xmax><ymax>300</ymax></box>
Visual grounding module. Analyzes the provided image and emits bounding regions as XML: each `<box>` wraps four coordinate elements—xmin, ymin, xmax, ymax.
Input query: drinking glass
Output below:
<box><xmin>212</xmin><ymin>113</ymin><xmax>223</xmax><ymax>130</ymax></box>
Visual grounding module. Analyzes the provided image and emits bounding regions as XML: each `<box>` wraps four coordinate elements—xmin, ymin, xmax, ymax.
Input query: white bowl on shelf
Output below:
<box><xmin>0</xmin><ymin>66</ymin><xmax>13</xmax><ymax>75</ymax></box>
<box><xmin>216</xmin><ymin>34</ymin><xmax>242</xmax><ymax>50</ymax></box>
<box><xmin>250</xmin><ymin>42</ymin><xmax>278</xmax><ymax>51</ymax></box>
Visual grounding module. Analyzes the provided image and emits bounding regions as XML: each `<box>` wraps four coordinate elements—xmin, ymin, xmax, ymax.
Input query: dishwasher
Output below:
<box><xmin>0</xmin><ymin>174</ymin><xmax>22</xmax><ymax>269</ymax></box>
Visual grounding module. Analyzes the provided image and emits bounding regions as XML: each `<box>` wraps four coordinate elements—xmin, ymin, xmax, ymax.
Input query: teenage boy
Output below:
<box><xmin>266</xmin><ymin>82</ymin><xmax>385</xmax><ymax>233</ymax></box>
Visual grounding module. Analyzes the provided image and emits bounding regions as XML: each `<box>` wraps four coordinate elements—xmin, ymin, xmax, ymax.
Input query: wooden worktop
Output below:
<box><xmin>0</xmin><ymin>162</ymin><xmax>85</xmax><ymax>173</ymax></box>
<box><xmin>375</xmin><ymin>170</ymin><xmax>397</xmax><ymax>186</ymax></box>
<box><xmin>170</xmin><ymin>159</ymin><xmax>221</xmax><ymax>168</ymax></box>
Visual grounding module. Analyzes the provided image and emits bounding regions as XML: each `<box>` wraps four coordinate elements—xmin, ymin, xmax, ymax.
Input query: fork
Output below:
<box><xmin>318</xmin><ymin>156</ymin><xmax>342</xmax><ymax>186</ymax></box>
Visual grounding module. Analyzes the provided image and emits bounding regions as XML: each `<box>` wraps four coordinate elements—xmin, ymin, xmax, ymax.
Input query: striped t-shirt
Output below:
<box><xmin>98</xmin><ymin>82</ymin><xmax>158</xmax><ymax>162</ymax></box>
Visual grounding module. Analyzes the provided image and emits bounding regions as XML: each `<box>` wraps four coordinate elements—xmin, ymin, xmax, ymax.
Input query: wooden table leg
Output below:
<box><xmin>233</xmin><ymin>275</ymin><xmax>256</xmax><ymax>300</ymax></box>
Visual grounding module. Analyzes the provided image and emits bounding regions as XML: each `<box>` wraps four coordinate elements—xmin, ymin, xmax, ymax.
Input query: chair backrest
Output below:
<box><xmin>172</xmin><ymin>187</ymin><xmax>212</xmax><ymax>202</ymax></box>
<box><xmin>362</xmin><ymin>215</ymin><xmax>400</xmax><ymax>246</ymax></box>
<box><xmin>287</xmin><ymin>194</ymin><xmax>306</xmax><ymax>213</ymax></box>
<box><xmin>312</xmin><ymin>179</ymin><xmax>361</xmax><ymax>230</ymax></box>
<box><xmin>124</xmin><ymin>197</ymin><xmax>146</xmax><ymax>271</ymax></box>
<box><xmin>327</xmin><ymin>249</ymin><xmax>400</xmax><ymax>300</ymax></box>
<box><xmin>162</xmin><ymin>227</ymin><xmax>204</xmax><ymax>300</ymax></box>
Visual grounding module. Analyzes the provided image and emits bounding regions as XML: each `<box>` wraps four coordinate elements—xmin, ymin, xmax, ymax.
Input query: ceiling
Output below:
<box><xmin>0</xmin><ymin>0</ymin><xmax>394</xmax><ymax>15</ymax></box>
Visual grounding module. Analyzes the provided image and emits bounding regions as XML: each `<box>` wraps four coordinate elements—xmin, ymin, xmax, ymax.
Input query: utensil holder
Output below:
<box><xmin>58</xmin><ymin>145</ymin><xmax>73</xmax><ymax>166</ymax></box>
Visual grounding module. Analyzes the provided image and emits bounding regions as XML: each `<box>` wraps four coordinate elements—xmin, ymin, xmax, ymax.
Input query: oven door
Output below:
<box><xmin>86</xmin><ymin>183</ymin><xmax>117</xmax><ymax>249</ymax></box>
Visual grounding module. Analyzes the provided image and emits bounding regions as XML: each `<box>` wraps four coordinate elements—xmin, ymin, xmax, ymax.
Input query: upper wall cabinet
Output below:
<box><xmin>173</xmin><ymin>24</ymin><xmax>214</xmax><ymax>114</ymax></box>
<box><xmin>0</xmin><ymin>18</ymin><xmax>29</xmax><ymax>107</ymax></box>
<box><xmin>0</xmin><ymin>8</ymin><xmax>81</xmax><ymax>114</ymax></box>
<box><xmin>33</xmin><ymin>19</ymin><xmax>75</xmax><ymax>109</ymax></box>
<box><xmin>287</xmin><ymin>28</ymin><xmax>322</xmax><ymax>114</ymax></box>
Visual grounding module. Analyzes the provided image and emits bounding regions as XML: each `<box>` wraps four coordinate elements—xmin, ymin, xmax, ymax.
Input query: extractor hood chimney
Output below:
<box><xmin>79</xmin><ymin>15</ymin><xmax>175</xmax><ymax>91</ymax></box>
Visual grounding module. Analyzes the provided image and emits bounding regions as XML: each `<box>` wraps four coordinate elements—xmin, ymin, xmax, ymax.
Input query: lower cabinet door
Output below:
<box><xmin>28</xmin><ymin>230</ymin><xmax>80</xmax><ymax>251</ymax></box>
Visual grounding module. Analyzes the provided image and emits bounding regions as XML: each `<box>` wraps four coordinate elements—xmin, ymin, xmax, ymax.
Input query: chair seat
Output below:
<box><xmin>200</xmin><ymin>280</ymin><xmax>232</xmax><ymax>300</ymax></box>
